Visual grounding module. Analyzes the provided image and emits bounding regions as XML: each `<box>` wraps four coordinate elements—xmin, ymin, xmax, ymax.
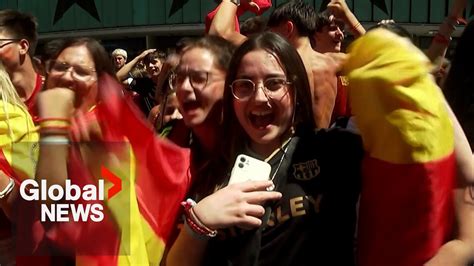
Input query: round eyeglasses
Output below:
<box><xmin>231</xmin><ymin>78</ymin><xmax>291</xmax><ymax>101</ymax></box>
<box><xmin>170</xmin><ymin>70</ymin><xmax>210</xmax><ymax>91</ymax></box>
<box><xmin>46</xmin><ymin>60</ymin><xmax>96</xmax><ymax>82</ymax></box>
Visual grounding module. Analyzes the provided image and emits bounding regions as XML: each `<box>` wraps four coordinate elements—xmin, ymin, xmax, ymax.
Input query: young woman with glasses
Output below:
<box><xmin>161</xmin><ymin>36</ymin><xmax>237</xmax><ymax>254</ymax></box>
<box><xmin>167</xmin><ymin>36</ymin><xmax>235</xmax><ymax>153</ymax></box>
<box><xmin>166</xmin><ymin>32</ymin><xmax>363</xmax><ymax>266</ymax></box>
<box><xmin>165</xmin><ymin>36</ymin><xmax>237</xmax><ymax>203</ymax></box>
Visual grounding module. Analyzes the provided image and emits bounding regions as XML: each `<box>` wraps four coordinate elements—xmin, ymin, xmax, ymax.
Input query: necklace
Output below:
<box><xmin>265</xmin><ymin>137</ymin><xmax>293</xmax><ymax>189</ymax></box>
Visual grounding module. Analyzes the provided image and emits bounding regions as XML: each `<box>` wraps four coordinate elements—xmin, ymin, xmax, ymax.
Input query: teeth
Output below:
<box><xmin>251</xmin><ymin>110</ymin><xmax>272</xmax><ymax>116</ymax></box>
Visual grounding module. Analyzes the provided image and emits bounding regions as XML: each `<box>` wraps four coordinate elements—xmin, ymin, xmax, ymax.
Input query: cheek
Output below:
<box><xmin>74</xmin><ymin>78</ymin><xmax>98</xmax><ymax>96</ymax></box>
<box><xmin>279</xmin><ymin>94</ymin><xmax>294</xmax><ymax>122</ymax></box>
<box><xmin>233</xmin><ymin>100</ymin><xmax>246</xmax><ymax>124</ymax></box>
<box><xmin>0</xmin><ymin>47</ymin><xmax>17</xmax><ymax>63</ymax></box>
<box><xmin>202</xmin><ymin>83</ymin><xmax>224</xmax><ymax>105</ymax></box>
<box><xmin>175</xmin><ymin>86</ymin><xmax>186</xmax><ymax>99</ymax></box>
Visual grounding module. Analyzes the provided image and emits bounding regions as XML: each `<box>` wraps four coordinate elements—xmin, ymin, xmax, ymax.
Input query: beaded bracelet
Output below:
<box><xmin>181</xmin><ymin>198</ymin><xmax>217</xmax><ymax>238</ymax></box>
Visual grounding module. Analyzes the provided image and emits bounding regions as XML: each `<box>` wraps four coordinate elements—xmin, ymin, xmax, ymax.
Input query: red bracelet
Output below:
<box><xmin>36</xmin><ymin>117</ymin><xmax>71</xmax><ymax>123</ymax></box>
<box><xmin>39</xmin><ymin>125</ymin><xmax>70</xmax><ymax>131</ymax></box>
<box><xmin>39</xmin><ymin>126</ymin><xmax>71</xmax><ymax>136</ymax></box>
<box><xmin>433</xmin><ymin>33</ymin><xmax>451</xmax><ymax>44</ymax></box>
<box><xmin>181</xmin><ymin>198</ymin><xmax>217</xmax><ymax>238</ymax></box>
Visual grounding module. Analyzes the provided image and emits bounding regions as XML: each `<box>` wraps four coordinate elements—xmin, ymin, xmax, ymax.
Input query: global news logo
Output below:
<box><xmin>18</xmin><ymin>166</ymin><xmax>122</xmax><ymax>223</ymax></box>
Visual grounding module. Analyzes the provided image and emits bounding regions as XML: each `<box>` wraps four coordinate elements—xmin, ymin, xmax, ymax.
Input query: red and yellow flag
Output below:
<box><xmin>343</xmin><ymin>29</ymin><xmax>456</xmax><ymax>266</ymax></box>
<box><xmin>13</xmin><ymin>75</ymin><xmax>190</xmax><ymax>266</ymax></box>
<box><xmin>91</xmin><ymin>74</ymin><xmax>191</xmax><ymax>265</ymax></box>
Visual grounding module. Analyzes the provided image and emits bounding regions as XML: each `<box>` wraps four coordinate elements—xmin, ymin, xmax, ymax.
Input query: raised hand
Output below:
<box><xmin>37</xmin><ymin>88</ymin><xmax>75</xmax><ymax>119</ymax></box>
<box><xmin>138</xmin><ymin>48</ymin><xmax>156</xmax><ymax>61</ymax></box>
<box><xmin>327</xmin><ymin>0</ymin><xmax>349</xmax><ymax>20</ymax></box>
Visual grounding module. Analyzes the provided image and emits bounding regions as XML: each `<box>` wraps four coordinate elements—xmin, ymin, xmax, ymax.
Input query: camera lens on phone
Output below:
<box><xmin>240</xmin><ymin>157</ymin><xmax>246</xmax><ymax>162</ymax></box>
<box><xmin>238</xmin><ymin>163</ymin><xmax>244</xmax><ymax>168</ymax></box>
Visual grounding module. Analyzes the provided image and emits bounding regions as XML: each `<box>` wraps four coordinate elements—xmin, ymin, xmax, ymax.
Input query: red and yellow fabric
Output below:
<box><xmin>343</xmin><ymin>29</ymin><xmax>456</xmax><ymax>266</ymax></box>
<box><xmin>12</xmin><ymin>75</ymin><xmax>190</xmax><ymax>265</ymax></box>
<box><xmin>0</xmin><ymin>100</ymin><xmax>39</xmax><ymax>264</ymax></box>
<box><xmin>0</xmin><ymin>101</ymin><xmax>38</xmax><ymax>181</ymax></box>
<box><xmin>72</xmin><ymin>75</ymin><xmax>191</xmax><ymax>265</ymax></box>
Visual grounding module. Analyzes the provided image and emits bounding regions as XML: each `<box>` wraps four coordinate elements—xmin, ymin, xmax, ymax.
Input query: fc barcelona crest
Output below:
<box><xmin>293</xmin><ymin>159</ymin><xmax>320</xmax><ymax>181</ymax></box>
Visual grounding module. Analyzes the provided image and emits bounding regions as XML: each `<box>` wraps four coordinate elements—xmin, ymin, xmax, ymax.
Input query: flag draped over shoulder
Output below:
<box><xmin>0</xmin><ymin>101</ymin><xmax>42</xmax><ymax>265</ymax></box>
<box><xmin>0</xmin><ymin>101</ymin><xmax>38</xmax><ymax>260</ymax></box>
<box><xmin>0</xmin><ymin>101</ymin><xmax>38</xmax><ymax>182</ymax></box>
<box><xmin>343</xmin><ymin>29</ymin><xmax>456</xmax><ymax>266</ymax></box>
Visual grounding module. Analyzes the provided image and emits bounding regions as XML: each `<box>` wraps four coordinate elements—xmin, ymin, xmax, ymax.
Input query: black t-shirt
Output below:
<box><xmin>202</xmin><ymin>128</ymin><xmax>363</xmax><ymax>266</ymax></box>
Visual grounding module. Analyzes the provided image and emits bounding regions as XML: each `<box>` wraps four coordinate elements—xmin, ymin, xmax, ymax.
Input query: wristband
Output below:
<box><xmin>39</xmin><ymin>135</ymin><xmax>71</xmax><ymax>145</ymax></box>
<box><xmin>39</xmin><ymin>125</ymin><xmax>70</xmax><ymax>136</ymax></box>
<box><xmin>181</xmin><ymin>198</ymin><xmax>217</xmax><ymax>238</ymax></box>
<box><xmin>0</xmin><ymin>178</ymin><xmax>14</xmax><ymax>199</ymax></box>
<box><xmin>444</xmin><ymin>17</ymin><xmax>458</xmax><ymax>30</ymax></box>
<box><xmin>351</xmin><ymin>22</ymin><xmax>362</xmax><ymax>30</ymax></box>
<box><xmin>433</xmin><ymin>33</ymin><xmax>451</xmax><ymax>44</ymax></box>
<box><xmin>37</xmin><ymin>117</ymin><xmax>70</xmax><ymax>123</ymax></box>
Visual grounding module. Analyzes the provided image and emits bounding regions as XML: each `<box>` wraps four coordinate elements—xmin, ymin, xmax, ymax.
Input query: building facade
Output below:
<box><xmin>1</xmin><ymin>0</ymin><xmax>472</xmax><ymax>54</ymax></box>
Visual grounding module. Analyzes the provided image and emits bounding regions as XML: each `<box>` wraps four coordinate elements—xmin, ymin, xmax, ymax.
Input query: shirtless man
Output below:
<box><xmin>209</xmin><ymin>0</ymin><xmax>344</xmax><ymax>128</ymax></box>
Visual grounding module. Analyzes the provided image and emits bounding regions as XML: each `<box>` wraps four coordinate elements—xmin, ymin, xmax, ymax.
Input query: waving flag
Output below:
<box><xmin>92</xmin><ymin>75</ymin><xmax>191</xmax><ymax>265</ymax></box>
<box><xmin>343</xmin><ymin>29</ymin><xmax>456</xmax><ymax>266</ymax></box>
<box><xmin>14</xmin><ymin>75</ymin><xmax>191</xmax><ymax>266</ymax></box>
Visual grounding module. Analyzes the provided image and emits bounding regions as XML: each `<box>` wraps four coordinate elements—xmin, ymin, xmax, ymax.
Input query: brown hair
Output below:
<box><xmin>0</xmin><ymin>9</ymin><xmax>38</xmax><ymax>55</ymax></box>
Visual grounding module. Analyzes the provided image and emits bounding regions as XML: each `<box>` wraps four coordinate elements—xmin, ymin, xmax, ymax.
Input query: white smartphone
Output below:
<box><xmin>229</xmin><ymin>154</ymin><xmax>272</xmax><ymax>185</ymax></box>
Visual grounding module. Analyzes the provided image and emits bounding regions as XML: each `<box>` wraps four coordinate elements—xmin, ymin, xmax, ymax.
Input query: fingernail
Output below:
<box><xmin>266</xmin><ymin>184</ymin><xmax>275</xmax><ymax>191</ymax></box>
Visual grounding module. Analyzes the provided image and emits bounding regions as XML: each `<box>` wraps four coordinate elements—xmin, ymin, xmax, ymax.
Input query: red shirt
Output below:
<box><xmin>24</xmin><ymin>73</ymin><xmax>43</xmax><ymax>123</ymax></box>
<box><xmin>331</xmin><ymin>76</ymin><xmax>352</xmax><ymax>123</ymax></box>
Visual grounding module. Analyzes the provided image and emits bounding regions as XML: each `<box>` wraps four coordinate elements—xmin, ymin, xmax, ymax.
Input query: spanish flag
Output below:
<box><xmin>90</xmin><ymin>74</ymin><xmax>191</xmax><ymax>265</ymax></box>
<box><xmin>68</xmin><ymin>74</ymin><xmax>191</xmax><ymax>265</ymax></box>
<box><xmin>13</xmin><ymin>75</ymin><xmax>190</xmax><ymax>266</ymax></box>
<box><xmin>343</xmin><ymin>29</ymin><xmax>456</xmax><ymax>266</ymax></box>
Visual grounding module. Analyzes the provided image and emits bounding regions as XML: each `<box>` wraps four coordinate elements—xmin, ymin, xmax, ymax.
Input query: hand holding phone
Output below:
<box><xmin>229</xmin><ymin>154</ymin><xmax>272</xmax><ymax>186</ymax></box>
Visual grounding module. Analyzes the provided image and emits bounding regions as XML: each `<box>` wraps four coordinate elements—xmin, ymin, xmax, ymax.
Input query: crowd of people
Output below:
<box><xmin>0</xmin><ymin>0</ymin><xmax>472</xmax><ymax>265</ymax></box>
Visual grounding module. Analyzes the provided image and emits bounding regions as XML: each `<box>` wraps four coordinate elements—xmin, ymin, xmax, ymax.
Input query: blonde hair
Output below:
<box><xmin>0</xmin><ymin>61</ymin><xmax>30</xmax><ymax>138</ymax></box>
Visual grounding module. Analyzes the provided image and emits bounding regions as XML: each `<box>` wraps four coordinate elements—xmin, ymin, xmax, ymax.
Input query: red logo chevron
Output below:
<box><xmin>101</xmin><ymin>166</ymin><xmax>122</xmax><ymax>199</ymax></box>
